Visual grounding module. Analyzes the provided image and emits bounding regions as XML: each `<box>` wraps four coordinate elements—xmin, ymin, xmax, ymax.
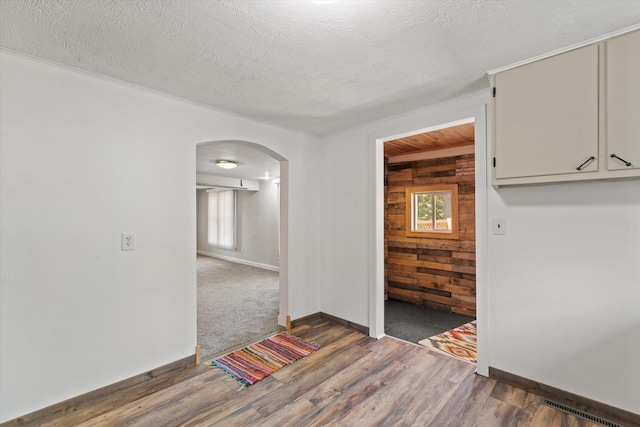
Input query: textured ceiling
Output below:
<box><xmin>1</xmin><ymin>0</ymin><xmax>639</xmax><ymax>135</ymax></box>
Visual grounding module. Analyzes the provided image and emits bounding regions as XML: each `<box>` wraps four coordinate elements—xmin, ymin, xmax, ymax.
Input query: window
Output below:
<box><xmin>406</xmin><ymin>184</ymin><xmax>458</xmax><ymax>239</ymax></box>
<box><xmin>207</xmin><ymin>190</ymin><xmax>236</xmax><ymax>250</ymax></box>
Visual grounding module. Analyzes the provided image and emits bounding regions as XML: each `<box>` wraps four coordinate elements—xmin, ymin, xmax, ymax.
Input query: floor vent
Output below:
<box><xmin>541</xmin><ymin>399</ymin><xmax>621</xmax><ymax>427</ymax></box>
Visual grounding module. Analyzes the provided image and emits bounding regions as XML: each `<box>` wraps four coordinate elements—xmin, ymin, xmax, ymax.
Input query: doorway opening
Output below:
<box><xmin>369</xmin><ymin>100</ymin><xmax>489</xmax><ymax>375</ymax></box>
<box><xmin>384</xmin><ymin>120</ymin><xmax>476</xmax><ymax>361</ymax></box>
<box><xmin>195</xmin><ymin>140</ymin><xmax>289</xmax><ymax>360</ymax></box>
<box><xmin>382</xmin><ymin>120</ymin><xmax>477</xmax><ymax>362</ymax></box>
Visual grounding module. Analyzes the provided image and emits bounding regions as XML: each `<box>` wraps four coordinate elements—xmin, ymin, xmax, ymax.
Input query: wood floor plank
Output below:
<box><xmin>429</xmin><ymin>371</ymin><xmax>497</xmax><ymax>426</ymax></box>
<box><xmin>22</xmin><ymin>320</ymin><xmax>614</xmax><ymax>427</ymax></box>
<box><xmin>270</xmin><ymin>331</ymin><xmax>367</xmax><ymax>381</ymax></box>
<box><xmin>168</xmin><ymin>374</ymin><xmax>286</xmax><ymax>426</ymax></box>
<box><xmin>431</xmin><ymin>353</ymin><xmax>476</xmax><ymax>384</ymax></box>
<box><xmin>181</xmin><ymin>375</ymin><xmax>284</xmax><ymax>425</ymax></box>
<box><xmin>71</xmin><ymin>370</ymin><xmax>237</xmax><ymax>427</ymax></box>
<box><xmin>301</xmin><ymin>338</ymin><xmax>407</xmax><ymax>408</ymax></box>
<box><xmin>387</xmin><ymin>336</ymin><xmax>441</xmax><ymax>367</ymax></box>
<box><xmin>305</xmin><ymin>339</ymin><xmax>458</xmax><ymax>427</ymax></box>
<box><xmin>290</xmin><ymin>321</ymin><xmax>350</xmax><ymax>346</ymax></box>
<box><xmin>473</xmin><ymin>396</ymin><xmax>522</xmax><ymax>427</ymax></box>
<box><xmin>255</xmin><ymin>398</ymin><xmax>320</xmax><ymax>427</ymax></box>
<box><xmin>393</xmin><ymin>340</ymin><xmax>478</xmax><ymax>388</ymax></box>
<box><xmin>305</xmin><ymin>359</ymin><xmax>409</xmax><ymax>427</ymax></box>
<box><xmin>251</xmin><ymin>333</ymin><xmax>372</xmax><ymax>417</ymax></box>
<box><xmin>183</xmin><ymin>327</ymin><xmax>360</xmax><ymax>424</ymax></box>
<box><xmin>491</xmin><ymin>381</ymin><xmax>528</xmax><ymax>408</ymax></box>
<box><xmin>336</xmin><ymin>364</ymin><xmax>458</xmax><ymax>427</ymax></box>
<box><xmin>201</xmin><ymin>405</ymin><xmax>264</xmax><ymax>427</ymax></box>
<box><xmin>39</xmin><ymin>364</ymin><xmax>214</xmax><ymax>426</ymax></box>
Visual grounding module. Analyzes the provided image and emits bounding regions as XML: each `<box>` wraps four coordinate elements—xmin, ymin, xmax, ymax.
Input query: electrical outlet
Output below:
<box><xmin>493</xmin><ymin>219</ymin><xmax>506</xmax><ymax>235</ymax></box>
<box><xmin>121</xmin><ymin>233</ymin><xmax>135</xmax><ymax>251</ymax></box>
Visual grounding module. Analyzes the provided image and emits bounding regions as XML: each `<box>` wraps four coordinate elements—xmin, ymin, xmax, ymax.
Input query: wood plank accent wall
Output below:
<box><xmin>385</xmin><ymin>153</ymin><xmax>476</xmax><ymax>316</ymax></box>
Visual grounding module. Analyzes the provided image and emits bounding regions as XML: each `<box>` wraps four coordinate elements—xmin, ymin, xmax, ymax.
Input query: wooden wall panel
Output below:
<box><xmin>385</xmin><ymin>153</ymin><xmax>476</xmax><ymax>316</ymax></box>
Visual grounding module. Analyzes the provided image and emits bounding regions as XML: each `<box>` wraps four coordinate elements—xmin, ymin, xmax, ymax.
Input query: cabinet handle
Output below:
<box><xmin>610</xmin><ymin>154</ymin><xmax>632</xmax><ymax>167</ymax></box>
<box><xmin>576</xmin><ymin>156</ymin><xmax>595</xmax><ymax>171</ymax></box>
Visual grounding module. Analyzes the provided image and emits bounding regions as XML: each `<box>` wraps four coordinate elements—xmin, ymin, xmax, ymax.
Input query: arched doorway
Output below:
<box><xmin>194</xmin><ymin>140</ymin><xmax>289</xmax><ymax>359</ymax></box>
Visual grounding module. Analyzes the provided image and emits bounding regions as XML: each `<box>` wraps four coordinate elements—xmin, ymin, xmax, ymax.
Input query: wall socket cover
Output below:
<box><xmin>493</xmin><ymin>219</ymin><xmax>506</xmax><ymax>235</ymax></box>
<box><xmin>121</xmin><ymin>233</ymin><xmax>135</xmax><ymax>251</ymax></box>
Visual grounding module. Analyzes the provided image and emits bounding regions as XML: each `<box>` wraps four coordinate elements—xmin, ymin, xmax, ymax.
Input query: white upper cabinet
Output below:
<box><xmin>492</xmin><ymin>29</ymin><xmax>640</xmax><ymax>186</ymax></box>
<box><xmin>494</xmin><ymin>45</ymin><xmax>599</xmax><ymax>180</ymax></box>
<box><xmin>607</xmin><ymin>30</ymin><xmax>640</xmax><ymax>172</ymax></box>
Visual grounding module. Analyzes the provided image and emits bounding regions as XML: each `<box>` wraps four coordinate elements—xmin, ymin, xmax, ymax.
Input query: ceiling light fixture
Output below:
<box><xmin>215</xmin><ymin>160</ymin><xmax>239</xmax><ymax>169</ymax></box>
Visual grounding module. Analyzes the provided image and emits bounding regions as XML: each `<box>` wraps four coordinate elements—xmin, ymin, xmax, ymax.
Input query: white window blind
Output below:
<box><xmin>207</xmin><ymin>190</ymin><xmax>236</xmax><ymax>250</ymax></box>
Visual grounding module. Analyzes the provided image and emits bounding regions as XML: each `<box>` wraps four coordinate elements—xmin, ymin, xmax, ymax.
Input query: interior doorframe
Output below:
<box><xmin>368</xmin><ymin>92</ymin><xmax>490</xmax><ymax>376</ymax></box>
<box><xmin>194</xmin><ymin>140</ymin><xmax>289</xmax><ymax>329</ymax></box>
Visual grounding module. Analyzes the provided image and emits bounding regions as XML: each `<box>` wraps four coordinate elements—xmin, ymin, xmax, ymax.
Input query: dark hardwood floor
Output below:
<box><xmin>29</xmin><ymin>320</ymin><xmax>599</xmax><ymax>426</ymax></box>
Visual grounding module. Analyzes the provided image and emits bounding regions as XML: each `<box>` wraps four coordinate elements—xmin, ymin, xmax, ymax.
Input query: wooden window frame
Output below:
<box><xmin>405</xmin><ymin>184</ymin><xmax>459</xmax><ymax>239</ymax></box>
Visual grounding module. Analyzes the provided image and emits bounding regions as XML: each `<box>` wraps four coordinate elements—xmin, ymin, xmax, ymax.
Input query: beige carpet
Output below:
<box><xmin>197</xmin><ymin>255</ymin><xmax>281</xmax><ymax>360</ymax></box>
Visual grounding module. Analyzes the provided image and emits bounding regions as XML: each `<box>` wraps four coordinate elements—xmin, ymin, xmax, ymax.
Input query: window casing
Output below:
<box><xmin>207</xmin><ymin>190</ymin><xmax>237</xmax><ymax>250</ymax></box>
<box><xmin>406</xmin><ymin>184</ymin><xmax>458</xmax><ymax>239</ymax></box>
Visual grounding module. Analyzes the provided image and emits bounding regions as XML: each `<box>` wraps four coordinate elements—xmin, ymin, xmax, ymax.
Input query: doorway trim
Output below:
<box><xmin>368</xmin><ymin>92</ymin><xmax>489</xmax><ymax>376</ymax></box>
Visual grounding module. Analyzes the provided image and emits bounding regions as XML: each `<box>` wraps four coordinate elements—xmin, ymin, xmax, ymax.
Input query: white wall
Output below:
<box><xmin>320</xmin><ymin>92</ymin><xmax>640</xmax><ymax>414</ymax></box>
<box><xmin>196</xmin><ymin>179</ymin><xmax>280</xmax><ymax>270</ymax></box>
<box><xmin>488</xmin><ymin>180</ymin><xmax>640</xmax><ymax>413</ymax></box>
<box><xmin>320</xmin><ymin>128</ymin><xmax>371</xmax><ymax>326</ymax></box>
<box><xmin>0</xmin><ymin>52</ymin><xmax>321</xmax><ymax>422</ymax></box>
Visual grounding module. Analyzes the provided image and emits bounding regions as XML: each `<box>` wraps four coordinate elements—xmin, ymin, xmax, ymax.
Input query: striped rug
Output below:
<box><xmin>418</xmin><ymin>320</ymin><xmax>477</xmax><ymax>364</ymax></box>
<box><xmin>212</xmin><ymin>333</ymin><xmax>319</xmax><ymax>386</ymax></box>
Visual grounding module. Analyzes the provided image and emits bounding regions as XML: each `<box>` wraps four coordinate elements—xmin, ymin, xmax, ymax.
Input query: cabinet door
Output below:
<box><xmin>494</xmin><ymin>45</ymin><xmax>599</xmax><ymax>180</ymax></box>
<box><xmin>607</xmin><ymin>30</ymin><xmax>640</xmax><ymax>171</ymax></box>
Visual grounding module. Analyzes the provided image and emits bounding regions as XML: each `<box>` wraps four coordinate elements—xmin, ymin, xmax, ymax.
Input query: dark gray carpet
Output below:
<box><xmin>384</xmin><ymin>299</ymin><xmax>475</xmax><ymax>344</ymax></box>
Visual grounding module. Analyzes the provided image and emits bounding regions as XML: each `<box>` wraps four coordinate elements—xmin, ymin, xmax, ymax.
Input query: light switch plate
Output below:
<box><xmin>493</xmin><ymin>219</ymin><xmax>506</xmax><ymax>235</ymax></box>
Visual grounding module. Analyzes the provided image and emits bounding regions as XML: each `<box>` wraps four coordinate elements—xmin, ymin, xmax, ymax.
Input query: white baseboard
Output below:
<box><xmin>197</xmin><ymin>250</ymin><xmax>279</xmax><ymax>272</ymax></box>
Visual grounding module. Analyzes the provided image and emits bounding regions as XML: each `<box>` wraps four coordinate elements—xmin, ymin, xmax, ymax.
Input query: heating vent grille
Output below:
<box><xmin>542</xmin><ymin>399</ymin><xmax>621</xmax><ymax>427</ymax></box>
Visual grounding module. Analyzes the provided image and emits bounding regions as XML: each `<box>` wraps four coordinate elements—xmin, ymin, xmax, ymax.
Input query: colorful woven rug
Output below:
<box><xmin>212</xmin><ymin>333</ymin><xmax>319</xmax><ymax>386</ymax></box>
<box><xmin>418</xmin><ymin>320</ymin><xmax>477</xmax><ymax>363</ymax></box>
